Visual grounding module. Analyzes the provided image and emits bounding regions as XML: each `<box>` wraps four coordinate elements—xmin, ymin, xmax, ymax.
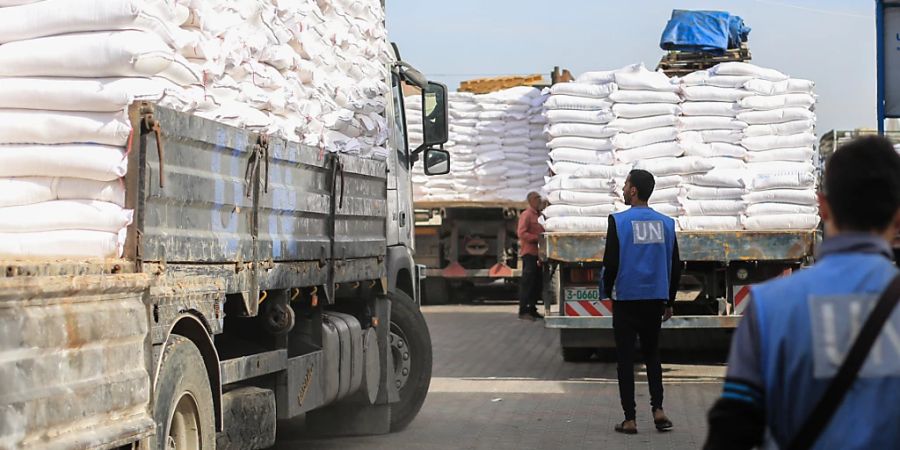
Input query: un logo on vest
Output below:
<box><xmin>632</xmin><ymin>220</ymin><xmax>665</xmax><ymax>244</ymax></box>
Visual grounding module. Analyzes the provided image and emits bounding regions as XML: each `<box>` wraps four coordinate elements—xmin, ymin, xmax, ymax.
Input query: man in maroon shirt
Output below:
<box><xmin>517</xmin><ymin>191</ymin><xmax>546</xmax><ymax>321</ymax></box>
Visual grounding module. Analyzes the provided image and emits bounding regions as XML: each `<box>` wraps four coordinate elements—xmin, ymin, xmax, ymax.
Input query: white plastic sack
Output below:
<box><xmin>743</xmin><ymin>78</ymin><xmax>815</xmax><ymax>96</ymax></box>
<box><xmin>737</xmin><ymin>108</ymin><xmax>815</xmax><ymax>125</ymax></box>
<box><xmin>545</xmin><ymin>109</ymin><xmax>615</xmax><ymax>124</ymax></box>
<box><xmin>0</xmin><ymin>109</ymin><xmax>131</xmax><ymax>146</ymax></box>
<box><xmin>649</xmin><ymin>187</ymin><xmax>683</xmax><ymax>204</ymax></box>
<box><xmin>680</xmin><ymin>71</ymin><xmax>754</xmax><ymax>88</ymax></box>
<box><xmin>0</xmin><ymin>30</ymin><xmax>174</xmax><ymax>78</ymax></box>
<box><xmin>742</xmin><ymin>133</ymin><xmax>817</xmax><ymax>151</ymax></box>
<box><xmin>681</xmin><ymin>86</ymin><xmax>751</xmax><ymax>102</ymax></box>
<box><xmin>547</xmin><ymin>123</ymin><xmax>616</xmax><ymax>139</ymax></box>
<box><xmin>550</xmin><ymin>82</ymin><xmax>617</xmax><ymax>99</ymax></box>
<box><xmin>750</xmin><ymin>171</ymin><xmax>817</xmax><ymax>190</ymax></box>
<box><xmin>744</xmin><ymin>189</ymin><xmax>817</xmax><ymax>205</ymax></box>
<box><xmin>612</xmin><ymin>103</ymin><xmax>681</xmax><ymax>118</ymax></box>
<box><xmin>543</xmin><ymin>204</ymin><xmax>618</xmax><ymax>218</ymax></box>
<box><xmin>612</xmin><ymin>127</ymin><xmax>678</xmax><ymax>149</ymax></box>
<box><xmin>743</xmin><ymin>214</ymin><xmax>820</xmax><ymax>230</ymax></box>
<box><xmin>685</xmin><ymin>185</ymin><xmax>747</xmax><ymax>200</ymax></box>
<box><xmin>682</xmin><ymin>200</ymin><xmax>745</xmax><ymax>216</ymax></box>
<box><xmin>678</xmin><ymin>129</ymin><xmax>743</xmax><ymax>144</ymax></box>
<box><xmin>706</xmin><ymin>157</ymin><xmax>748</xmax><ymax>170</ymax></box>
<box><xmin>681</xmin><ymin>142</ymin><xmax>747</xmax><ymax>159</ymax></box>
<box><xmin>633</xmin><ymin>156</ymin><xmax>714</xmax><ymax>176</ymax></box>
<box><xmin>739</xmin><ymin>94</ymin><xmax>816</xmax><ymax>111</ymax></box>
<box><xmin>651</xmin><ymin>203</ymin><xmax>682</xmax><ymax>217</ymax></box>
<box><xmin>543</xmin><ymin>95</ymin><xmax>612</xmax><ymax>111</ymax></box>
<box><xmin>0</xmin><ymin>144</ymin><xmax>126</xmax><ymax>181</ymax></box>
<box><xmin>686</xmin><ymin>170</ymin><xmax>748</xmax><ymax>188</ymax></box>
<box><xmin>0</xmin><ymin>229</ymin><xmax>123</xmax><ymax>258</ymax></box>
<box><xmin>680</xmin><ymin>102</ymin><xmax>745</xmax><ymax>117</ymax></box>
<box><xmin>743</xmin><ymin>120</ymin><xmax>815</xmax><ymax>137</ymax></box>
<box><xmin>549</xmin><ymin>148</ymin><xmax>615</xmax><ymax>165</ymax></box>
<box><xmin>541</xmin><ymin>216</ymin><xmax>609</xmax><ymax>232</ymax></box>
<box><xmin>676</xmin><ymin>116</ymin><xmax>747</xmax><ymax>131</ymax></box>
<box><xmin>678</xmin><ymin>216</ymin><xmax>742</xmax><ymax>231</ymax></box>
<box><xmin>745</xmin><ymin>203</ymin><xmax>818</xmax><ymax>216</ymax></box>
<box><xmin>576</xmin><ymin>64</ymin><xmax>640</xmax><ymax>84</ymax></box>
<box><xmin>712</xmin><ymin>62</ymin><xmax>789</xmax><ymax>82</ymax></box>
<box><xmin>0</xmin><ymin>177</ymin><xmax>125</xmax><ymax>208</ymax></box>
<box><xmin>547</xmin><ymin>190</ymin><xmax>619</xmax><ymax>206</ymax></box>
<box><xmin>746</xmin><ymin>147</ymin><xmax>815</xmax><ymax>163</ymax></box>
<box><xmin>0</xmin><ymin>200</ymin><xmax>131</xmax><ymax>233</ymax></box>
<box><xmin>543</xmin><ymin>176</ymin><xmax>615</xmax><ymax>192</ymax></box>
<box><xmin>549</xmin><ymin>163</ymin><xmax>632</xmax><ymax>179</ymax></box>
<box><xmin>614</xmin><ymin>66</ymin><xmax>678</xmax><ymax>92</ymax></box>
<box><xmin>0</xmin><ymin>77</ymin><xmax>165</xmax><ymax>112</ymax></box>
<box><xmin>615</xmin><ymin>142</ymin><xmax>684</xmax><ymax>163</ymax></box>
<box><xmin>608</xmin><ymin>115</ymin><xmax>676</xmax><ymax>133</ymax></box>
<box><xmin>608</xmin><ymin>90</ymin><xmax>681</xmax><ymax>104</ymax></box>
<box><xmin>747</xmin><ymin>161</ymin><xmax>816</xmax><ymax>174</ymax></box>
<box><xmin>654</xmin><ymin>175</ymin><xmax>684</xmax><ymax>189</ymax></box>
<box><xmin>548</xmin><ymin>136</ymin><xmax>613</xmax><ymax>151</ymax></box>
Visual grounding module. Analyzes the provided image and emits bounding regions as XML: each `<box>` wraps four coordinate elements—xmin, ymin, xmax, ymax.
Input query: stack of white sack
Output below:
<box><xmin>526</xmin><ymin>92</ymin><xmax>551</xmax><ymax>191</ymax></box>
<box><xmin>677</xmin><ymin>64</ymin><xmax>753</xmax><ymax>231</ymax></box>
<box><xmin>540</xmin><ymin>68</ymin><xmax>625</xmax><ymax>232</ymax></box>
<box><xmin>713</xmin><ymin>63</ymin><xmax>819</xmax><ymax>230</ymax></box>
<box><xmin>609</xmin><ymin>65</ymin><xmax>694</xmax><ymax>219</ymax></box>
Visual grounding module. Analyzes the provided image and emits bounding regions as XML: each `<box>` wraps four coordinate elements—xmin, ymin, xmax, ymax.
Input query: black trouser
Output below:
<box><xmin>518</xmin><ymin>254</ymin><xmax>541</xmax><ymax>314</ymax></box>
<box><xmin>613</xmin><ymin>300</ymin><xmax>665</xmax><ymax>421</ymax></box>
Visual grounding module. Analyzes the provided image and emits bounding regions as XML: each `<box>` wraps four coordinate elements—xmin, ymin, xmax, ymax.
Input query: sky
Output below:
<box><xmin>386</xmin><ymin>0</ymin><xmax>876</xmax><ymax>136</ymax></box>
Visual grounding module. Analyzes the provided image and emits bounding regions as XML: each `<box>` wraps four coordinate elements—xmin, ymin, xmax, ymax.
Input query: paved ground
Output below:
<box><xmin>275</xmin><ymin>304</ymin><xmax>727</xmax><ymax>450</ymax></box>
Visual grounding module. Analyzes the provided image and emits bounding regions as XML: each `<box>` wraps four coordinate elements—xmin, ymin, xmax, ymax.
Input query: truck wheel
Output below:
<box><xmin>421</xmin><ymin>278</ymin><xmax>449</xmax><ymax>305</ymax></box>
<box><xmin>561</xmin><ymin>347</ymin><xmax>594</xmax><ymax>362</ymax></box>
<box><xmin>388</xmin><ymin>290</ymin><xmax>433</xmax><ymax>431</ymax></box>
<box><xmin>151</xmin><ymin>335</ymin><xmax>215</xmax><ymax>450</ymax></box>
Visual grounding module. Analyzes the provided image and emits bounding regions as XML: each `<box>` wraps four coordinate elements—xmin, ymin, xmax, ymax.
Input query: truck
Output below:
<box><xmin>0</xmin><ymin>53</ymin><xmax>450</xmax><ymax>449</ymax></box>
<box><xmin>540</xmin><ymin>230</ymin><xmax>818</xmax><ymax>360</ymax></box>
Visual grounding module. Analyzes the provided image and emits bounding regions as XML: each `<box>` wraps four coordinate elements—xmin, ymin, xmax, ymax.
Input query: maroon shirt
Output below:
<box><xmin>517</xmin><ymin>207</ymin><xmax>544</xmax><ymax>256</ymax></box>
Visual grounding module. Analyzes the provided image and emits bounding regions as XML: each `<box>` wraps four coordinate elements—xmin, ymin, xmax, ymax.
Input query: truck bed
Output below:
<box><xmin>541</xmin><ymin>230</ymin><xmax>818</xmax><ymax>263</ymax></box>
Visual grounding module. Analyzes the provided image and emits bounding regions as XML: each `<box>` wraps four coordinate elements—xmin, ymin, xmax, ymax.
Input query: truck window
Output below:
<box><xmin>391</xmin><ymin>74</ymin><xmax>411</xmax><ymax>167</ymax></box>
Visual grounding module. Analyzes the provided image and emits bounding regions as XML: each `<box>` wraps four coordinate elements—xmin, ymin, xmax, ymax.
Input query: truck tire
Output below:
<box><xmin>421</xmin><ymin>278</ymin><xmax>449</xmax><ymax>305</ymax></box>
<box><xmin>388</xmin><ymin>290</ymin><xmax>433</xmax><ymax>431</ymax></box>
<box><xmin>561</xmin><ymin>346</ymin><xmax>594</xmax><ymax>362</ymax></box>
<box><xmin>151</xmin><ymin>335</ymin><xmax>216</xmax><ymax>450</ymax></box>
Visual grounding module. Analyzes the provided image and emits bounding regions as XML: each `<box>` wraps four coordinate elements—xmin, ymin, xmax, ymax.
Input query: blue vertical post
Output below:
<box><xmin>878</xmin><ymin>0</ymin><xmax>886</xmax><ymax>135</ymax></box>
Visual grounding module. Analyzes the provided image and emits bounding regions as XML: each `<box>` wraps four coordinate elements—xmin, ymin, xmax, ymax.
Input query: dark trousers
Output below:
<box><xmin>613</xmin><ymin>300</ymin><xmax>665</xmax><ymax>420</ymax></box>
<box><xmin>518</xmin><ymin>254</ymin><xmax>541</xmax><ymax>314</ymax></box>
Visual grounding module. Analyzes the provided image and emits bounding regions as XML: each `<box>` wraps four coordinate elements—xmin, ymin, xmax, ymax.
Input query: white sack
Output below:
<box><xmin>608</xmin><ymin>90</ymin><xmax>681</xmax><ymax>104</ymax></box>
<box><xmin>685</xmin><ymin>185</ymin><xmax>747</xmax><ymax>200</ymax></box>
<box><xmin>633</xmin><ymin>156</ymin><xmax>714</xmax><ymax>176</ymax></box>
<box><xmin>0</xmin><ymin>31</ymin><xmax>174</xmax><ymax>78</ymax></box>
<box><xmin>743</xmin><ymin>214</ymin><xmax>820</xmax><ymax>230</ymax></box>
<box><xmin>546</xmin><ymin>123</ymin><xmax>616</xmax><ymax>139</ymax></box>
<box><xmin>542</xmin><ymin>204</ymin><xmax>618</xmax><ymax>218</ymax></box>
<box><xmin>614</xmin><ymin>66</ymin><xmax>678</xmax><ymax>92</ymax></box>
<box><xmin>680</xmin><ymin>71</ymin><xmax>754</xmax><ymax>88</ymax></box>
<box><xmin>549</xmin><ymin>148</ymin><xmax>615</xmax><ymax>165</ymax></box>
<box><xmin>676</xmin><ymin>116</ymin><xmax>747</xmax><ymax>131</ymax></box>
<box><xmin>654</xmin><ymin>175</ymin><xmax>684</xmax><ymax>189</ymax></box>
<box><xmin>737</xmin><ymin>108</ymin><xmax>815</xmax><ymax>125</ymax></box>
<box><xmin>0</xmin><ymin>144</ymin><xmax>126</xmax><ymax>181</ymax></box>
<box><xmin>0</xmin><ymin>229</ymin><xmax>123</xmax><ymax>258</ymax></box>
<box><xmin>545</xmin><ymin>109</ymin><xmax>615</xmax><ymax>124</ymax></box>
<box><xmin>750</xmin><ymin>171</ymin><xmax>817</xmax><ymax>190</ymax></box>
<box><xmin>678</xmin><ymin>129</ymin><xmax>743</xmax><ymax>144</ymax></box>
<box><xmin>615</xmin><ymin>142</ymin><xmax>684</xmax><ymax>163</ymax></box>
<box><xmin>739</xmin><ymin>94</ymin><xmax>816</xmax><ymax>111</ymax></box>
<box><xmin>651</xmin><ymin>203</ymin><xmax>682</xmax><ymax>217</ymax></box>
<box><xmin>680</xmin><ymin>102</ymin><xmax>745</xmax><ymax>117</ymax></box>
<box><xmin>743</xmin><ymin>78</ymin><xmax>815</xmax><ymax>96</ymax></box>
<box><xmin>712</xmin><ymin>62</ymin><xmax>789</xmax><ymax>82</ymax></box>
<box><xmin>0</xmin><ymin>177</ymin><xmax>125</xmax><ymax>208</ymax></box>
<box><xmin>0</xmin><ymin>77</ymin><xmax>165</xmax><ymax>112</ymax></box>
<box><xmin>743</xmin><ymin>120</ymin><xmax>815</xmax><ymax>137</ymax></box>
<box><xmin>576</xmin><ymin>64</ymin><xmax>640</xmax><ymax>84</ymax></box>
<box><xmin>649</xmin><ymin>187</ymin><xmax>683</xmax><ymax>204</ymax></box>
<box><xmin>608</xmin><ymin>115</ymin><xmax>676</xmax><ymax>133</ymax></box>
<box><xmin>543</xmin><ymin>95</ymin><xmax>612</xmax><ymax>111</ymax></box>
<box><xmin>746</xmin><ymin>147</ymin><xmax>815</xmax><ymax>163</ymax></box>
<box><xmin>543</xmin><ymin>176</ymin><xmax>615</xmax><ymax>192</ymax></box>
<box><xmin>686</xmin><ymin>170</ymin><xmax>748</xmax><ymax>188</ymax></box>
<box><xmin>542</xmin><ymin>216</ymin><xmax>609</xmax><ymax>232</ymax></box>
<box><xmin>0</xmin><ymin>200</ymin><xmax>131</xmax><ymax>233</ymax></box>
<box><xmin>682</xmin><ymin>86</ymin><xmax>751</xmax><ymax>102</ymax></box>
<box><xmin>678</xmin><ymin>216</ymin><xmax>742</xmax><ymax>231</ymax></box>
<box><xmin>745</xmin><ymin>203</ymin><xmax>818</xmax><ymax>216</ymax></box>
<box><xmin>548</xmin><ymin>136</ymin><xmax>613</xmax><ymax>151</ymax></box>
<box><xmin>612</xmin><ymin>127</ymin><xmax>678</xmax><ymax>149</ymax></box>
<box><xmin>682</xmin><ymin>200</ymin><xmax>745</xmax><ymax>216</ymax></box>
<box><xmin>747</xmin><ymin>161</ymin><xmax>816</xmax><ymax>174</ymax></box>
<box><xmin>612</xmin><ymin>103</ymin><xmax>681</xmax><ymax>118</ymax></box>
<box><xmin>742</xmin><ymin>133</ymin><xmax>818</xmax><ymax>151</ymax></box>
<box><xmin>706</xmin><ymin>157</ymin><xmax>748</xmax><ymax>170</ymax></box>
<box><xmin>0</xmin><ymin>109</ymin><xmax>131</xmax><ymax>146</ymax></box>
<box><xmin>681</xmin><ymin>142</ymin><xmax>747</xmax><ymax>159</ymax></box>
<box><xmin>547</xmin><ymin>190</ymin><xmax>620</xmax><ymax>206</ymax></box>
<box><xmin>549</xmin><ymin>163</ymin><xmax>632</xmax><ymax>179</ymax></box>
<box><xmin>744</xmin><ymin>189</ymin><xmax>817</xmax><ymax>205</ymax></box>
<box><xmin>550</xmin><ymin>82</ymin><xmax>617</xmax><ymax>99</ymax></box>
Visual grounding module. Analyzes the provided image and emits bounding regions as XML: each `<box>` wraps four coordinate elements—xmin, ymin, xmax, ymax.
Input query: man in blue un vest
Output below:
<box><xmin>704</xmin><ymin>136</ymin><xmax>900</xmax><ymax>449</ymax></box>
<box><xmin>603</xmin><ymin>169</ymin><xmax>681</xmax><ymax>435</ymax></box>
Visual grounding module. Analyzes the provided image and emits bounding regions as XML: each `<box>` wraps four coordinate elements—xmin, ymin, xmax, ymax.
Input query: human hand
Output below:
<box><xmin>662</xmin><ymin>306</ymin><xmax>673</xmax><ymax>322</ymax></box>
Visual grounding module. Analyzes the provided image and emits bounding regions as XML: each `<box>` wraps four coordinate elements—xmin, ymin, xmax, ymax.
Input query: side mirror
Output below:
<box><xmin>423</xmin><ymin>148</ymin><xmax>450</xmax><ymax>176</ymax></box>
<box><xmin>421</xmin><ymin>81</ymin><xmax>449</xmax><ymax>149</ymax></box>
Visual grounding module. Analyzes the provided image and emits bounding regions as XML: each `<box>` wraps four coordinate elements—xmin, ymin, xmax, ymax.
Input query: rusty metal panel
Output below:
<box><xmin>333</xmin><ymin>155</ymin><xmax>388</xmax><ymax>261</ymax></box>
<box><xmin>137</xmin><ymin>105</ymin><xmax>256</xmax><ymax>264</ymax></box>
<box><xmin>0</xmin><ymin>273</ymin><xmax>154</xmax><ymax>449</ymax></box>
<box><xmin>541</xmin><ymin>231</ymin><xmax>817</xmax><ymax>263</ymax></box>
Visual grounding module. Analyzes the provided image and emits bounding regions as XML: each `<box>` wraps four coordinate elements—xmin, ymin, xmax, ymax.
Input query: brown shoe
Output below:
<box><xmin>614</xmin><ymin>419</ymin><xmax>637</xmax><ymax>435</ymax></box>
<box><xmin>518</xmin><ymin>313</ymin><xmax>536</xmax><ymax>321</ymax></box>
<box><xmin>653</xmin><ymin>408</ymin><xmax>673</xmax><ymax>431</ymax></box>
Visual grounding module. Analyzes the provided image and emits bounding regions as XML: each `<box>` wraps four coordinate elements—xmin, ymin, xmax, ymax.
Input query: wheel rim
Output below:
<box><xmin>390</xmin><ymin>323</ymin><xmax>412</xmax><ymax>392</ymax></box>
<box><xmin>167</xmin><ymin>392</ymin><xmax>201</xmax><ymax>450</ymax></box>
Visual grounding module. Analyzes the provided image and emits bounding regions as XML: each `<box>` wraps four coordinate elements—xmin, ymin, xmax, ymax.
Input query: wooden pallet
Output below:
<box><xmin>459</xmin><ymin>74</ymin><xmax>545</xmax><ymax>94</ymax></box>
<box><xmin>657</xmin><ymin>43</ymin><xmax>751</xmax><ymax>77</ymax></box>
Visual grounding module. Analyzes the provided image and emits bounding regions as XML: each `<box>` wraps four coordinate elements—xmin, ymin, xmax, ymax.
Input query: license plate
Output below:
<box><xmin>564</xmin><ymin>286</ymin><xmax>600</xmax><ymax>302</ymax></box>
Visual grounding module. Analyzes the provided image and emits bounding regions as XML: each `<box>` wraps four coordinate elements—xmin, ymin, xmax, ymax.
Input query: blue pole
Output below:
<box><xmin>877</xmin><ymin>0</ymin><xmax>886</xmax><ymax>134</ymax></box>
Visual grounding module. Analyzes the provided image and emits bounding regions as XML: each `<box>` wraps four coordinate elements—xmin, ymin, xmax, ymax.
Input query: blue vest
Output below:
<box><xmin>752</xmin><ymin>253</ymin><xmax>900</xmax><ymax>449</ymax></box>
<box><xmin>611</xmin><ymin>206</ymin><xmax>676</xmax><ymax>301</ymax></box>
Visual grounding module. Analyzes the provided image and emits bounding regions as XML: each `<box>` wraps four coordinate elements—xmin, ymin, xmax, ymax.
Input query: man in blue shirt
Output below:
<box><xmin>603</xmin><ymin>169</ymin><xmax>681</xmax><ymax>435</ymax></box>
<box><xmin>704</xmin><ymin>136</ymin><xmax>900</xmax><ymax>449</ymax></box>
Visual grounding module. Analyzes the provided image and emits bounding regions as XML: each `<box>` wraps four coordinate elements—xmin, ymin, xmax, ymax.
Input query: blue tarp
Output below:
<box><xmin>660</xmin><ymin>10</ymin><xmax>751</xmax><ymax>53</ymax></box>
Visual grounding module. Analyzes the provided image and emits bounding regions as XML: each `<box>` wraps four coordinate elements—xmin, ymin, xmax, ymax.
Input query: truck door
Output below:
<box><xmin>386</xmin><ymin>73</ymin><xmax>415</xmax><ymax>250</ymax></box>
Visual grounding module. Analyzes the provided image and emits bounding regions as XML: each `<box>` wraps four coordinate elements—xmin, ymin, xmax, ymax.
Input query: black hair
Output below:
<box><xmin>628</xmin><ymin>169</ymin><xmax>656</xmax><ymax>201</ymax></box>
<box><xmin>825</xmin><ymin>136</ymin><xmax>900</xmax><ymax>231</ymax></box>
